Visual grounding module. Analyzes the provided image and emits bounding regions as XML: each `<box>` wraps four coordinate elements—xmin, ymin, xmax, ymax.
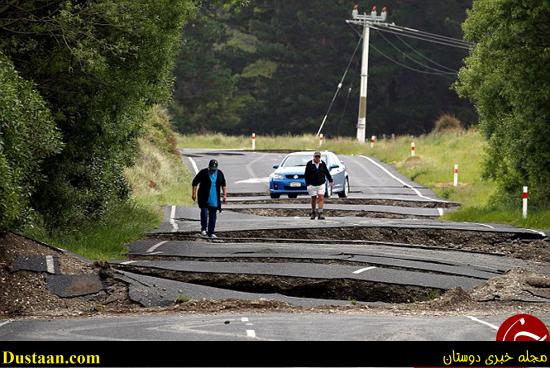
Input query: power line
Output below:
<box><xmin>369</xmin><ymin>24</ymin><xmax>472</xmax><ymax>49</ymax></box>
<box><xmin>370</xmin><ymin>41</ymin><xmax>457</xmax><ymax>76</ymax></box>
<box><xmin>348</xmin><ymin>21</ymin><xmax>469</xmax><ymax>50</ymax></box>
<box><xmin>380</xmin><ymin>22</ymin><xmax>473</xmax><ymax>47</ymax></box>
<box><xmin>396</xmin><ymin>34</ymin><xmax>459</xmax><ymax>72</ymax></box>
<box><xmin>317</xmin><ymin>35</ymin><xmax>363</xmax><ymax>136</ymax></box>
<box><xmin>347</xmin><ymin>22</ymin><xmax>458</xmax><ymax>76</ymax></box>
<box><xmin>375</xmin><ymin>29</ymin><xmax>457</xmax><ymax>74</ymax></box>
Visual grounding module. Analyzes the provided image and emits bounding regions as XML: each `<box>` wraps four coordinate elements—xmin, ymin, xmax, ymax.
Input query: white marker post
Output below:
<box><xmin>411</xmin><ymin>142</ymin><xmax>416</xmax><ymax>157</ymax></box>
<box><xmin>521</xmin><ymin>187</ymin><xmax>529</xmax><ymax>218</ymax></box>
<box><xmin>251</xmin><ymin>132</ymin><xmax>256</xmax><ymax>151</ymax></box>
<box><xmin>453</xmin><ymin>164</ymin><xmax>459</xmax><ymax>187</ymax></box>
<box><xmin>319</xmin><ymin>133</ymin><xmax>324</xmax><ymax>146</ymax></box>
<box><xmin>370</xmin><ymin>135</ymin><xmax>376</xmax><ymax>148</ymax></box>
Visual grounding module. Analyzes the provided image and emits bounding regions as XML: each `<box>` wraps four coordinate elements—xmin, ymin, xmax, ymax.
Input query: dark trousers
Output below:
<box><xmin>200</xmin><ymin>207</ymin><xmax>217</xmax><ymax>235</ymax></box>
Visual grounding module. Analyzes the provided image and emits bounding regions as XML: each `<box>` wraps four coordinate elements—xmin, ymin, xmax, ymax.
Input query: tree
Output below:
<box><xmin>0</xmin><ymin>0</ymin><xmax>194</xmax><ymax>227</ymax></box>
<box><xmin>455</xmin><ymin>0</ymin><xmax>550</xmax><ymax>206</ymax></box>
<box><xmin>171</xmin><ymin>0</ymin><xmax>476</xmax><ymax>136</ymax></box>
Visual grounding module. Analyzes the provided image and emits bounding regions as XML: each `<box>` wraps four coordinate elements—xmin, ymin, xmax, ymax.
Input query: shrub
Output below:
<box><xmin>432</xmin><ymin>114</ymin><xmax>463</xmax><ymax>133</ymax></box>
<box><xmin>0</xmin><ymin>53</ymin><xmax>62</xmax><ymax>230</ymax></box>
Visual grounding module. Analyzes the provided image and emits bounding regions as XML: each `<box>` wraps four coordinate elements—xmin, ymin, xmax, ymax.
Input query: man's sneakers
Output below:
<box><xmin>200</xmin><ymin>230</ymin><xmax>207</xmax><ymax>237</ymax></box>
<box><xmin>209</xmin><ymin>234</ymin><xmax>218</xmax><ymax>239</ymax></box>
<box><xmin>317</xmin><ymin>211</ymin><xmax>325</xmax><ymax>220</ymax></box>
<box><xmin>310</xmin><ymin>211</ymin><xmax>317</xmax><ymax>220</ymax></box>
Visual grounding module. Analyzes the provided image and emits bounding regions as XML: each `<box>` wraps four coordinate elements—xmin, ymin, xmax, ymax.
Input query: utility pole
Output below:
<box><xmin>347</xmin><ymin>5</ymin><xmax>388</xmax><ymax>143</ymax></box>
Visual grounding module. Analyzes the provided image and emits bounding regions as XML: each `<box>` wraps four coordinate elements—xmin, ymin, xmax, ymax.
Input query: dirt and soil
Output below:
<box><xmin>0</xmin><ymin>232</ymin><xmax>138</xmax><ymax>318</ymax></box>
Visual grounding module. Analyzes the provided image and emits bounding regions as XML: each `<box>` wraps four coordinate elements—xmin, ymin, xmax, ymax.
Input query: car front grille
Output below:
<box><xmin>285</xmin><ymin>174</ymin><xmax>305</xmax><ymax>179</ymax></box>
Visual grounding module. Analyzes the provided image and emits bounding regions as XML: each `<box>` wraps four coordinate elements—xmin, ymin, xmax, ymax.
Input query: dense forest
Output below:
<box><xmin>170</xmin><ymin>0</ymin><xmax>477</xmax><ymax>137</ymax></box>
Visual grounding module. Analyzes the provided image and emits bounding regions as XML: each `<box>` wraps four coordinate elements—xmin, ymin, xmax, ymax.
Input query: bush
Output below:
<box><xmin>432</xmin><ymin>114</ymin><xmax>463</xmax><ymax>133</ymax></box>
<box><xmin>0</xmin><ymin>53</ymin><xmax>62</xmax><ymax>230</ymax></box>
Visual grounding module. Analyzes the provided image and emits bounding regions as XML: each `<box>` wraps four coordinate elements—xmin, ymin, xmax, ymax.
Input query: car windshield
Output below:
<box><xmin>282</xmin><ymin>154</ymin><xmax>327</xmax><ymax>167</ymax></box>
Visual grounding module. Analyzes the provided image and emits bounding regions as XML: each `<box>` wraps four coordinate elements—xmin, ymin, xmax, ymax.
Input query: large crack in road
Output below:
<box><xmin>116</xmin><ymin>264</ymin><xmax>444</xmax><ymax>303</ymax></box>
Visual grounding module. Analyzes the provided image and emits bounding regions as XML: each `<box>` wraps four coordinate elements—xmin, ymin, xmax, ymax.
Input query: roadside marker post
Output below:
<box><xmin>521</xmin><ymin>187</ymin><xmax>529</xmax><ymax>218</ymax></box>
<box><xmin>370</xmin><ymin>135</ymin><xmax>376</xmax><ymax>148</ymax></box>
<box><xmin>252</xmin><ymin>132</ymin><xmax>256</xmax><ymax>151</ymax></box>
<box><xmin>391</xmin><ymin>133</ymin><xmax>395</xmax><ymax>141</ymax></box>
<box><xmin>319</xmin><ymin>133</ymin><xmax>324</xmax><ymax>146</ymax></box>
<box><xmin>453</xmin><ymin>164</ymin><xmax>459</xmax><ymax>187</ymax></box>
<box><xmin>411</xmin><ymin>142</ymin><xmax>416</xmax><ymax>157</ymax></box>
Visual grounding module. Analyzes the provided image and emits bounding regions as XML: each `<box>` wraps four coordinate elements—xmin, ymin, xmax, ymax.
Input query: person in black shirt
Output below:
<box><xmin>191</xmin><ymin>159</ymin><xmax>227</xmax><ymax>238</ymax></box>
<box><xmin>304</xmin><ymin>151</ymin><xmax>333</xmax><ymax>220</ymax></box>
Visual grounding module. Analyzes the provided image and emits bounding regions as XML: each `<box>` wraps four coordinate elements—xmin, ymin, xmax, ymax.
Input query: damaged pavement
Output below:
<box><xmin>1</xmin><ymin>150</ymin><xmax>549</xmax><ymax>340</ymax></box>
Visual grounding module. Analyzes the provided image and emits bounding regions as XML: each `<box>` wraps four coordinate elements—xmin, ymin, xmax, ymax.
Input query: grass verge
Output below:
<box><xmin>24</xmin><ymin>201</ymin><xmax>160</xmax><ymax>261</ymax></box>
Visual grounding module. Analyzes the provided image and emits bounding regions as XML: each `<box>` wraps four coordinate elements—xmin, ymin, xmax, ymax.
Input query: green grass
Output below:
<box><xmin>126</xmin><ymin>107</ymin><xmax>194</xmax><ymax>207</ymax></box>
<box><xmin>367</xmin><ymin>130</ymin><xmax>491</xmax><ymax>207</ymax></box>
<box><xmin>175</xmin><ymin>294</ymin><xmax>193</xmax><ymax>303</ymax></box>
<box><xmin>178</xmin><ymin>130</ymin><xmax>550</xmax><ymax>229</ymax></box>
<box><xmin>25</xmin><ymin>201</ymin><xmax>161</xmax><ymax>260</ymax></box>
<box><xmin>445</xmin><ymin>206</ymin><xmax>550</xmax><ymax>229</ymax></box>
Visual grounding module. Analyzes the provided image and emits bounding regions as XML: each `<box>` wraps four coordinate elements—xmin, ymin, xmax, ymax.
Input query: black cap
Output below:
<box><xmin>208</xmin><ymin>159</ymin><xmax>218</xmax><ymax>168</ymax></box>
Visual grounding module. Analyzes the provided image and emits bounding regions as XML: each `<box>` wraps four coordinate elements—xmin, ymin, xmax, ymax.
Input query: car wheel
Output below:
<box><xmin>338</xmin><ymin>178</ymin><xmax>350</xmax><ymax>198</ymax></box>
<box><xmin>288</xmin><ymin>194</ymin><xmax>298</xmax><ymax>199</ymax></box>
<box><xmin>270</xmin><ymin>193</ymin><xmax>280</xmax><ymax>199</ymax></box>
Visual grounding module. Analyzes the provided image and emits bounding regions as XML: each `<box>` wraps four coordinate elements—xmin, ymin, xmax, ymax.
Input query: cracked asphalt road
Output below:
<box><xmin>4</xmin><ymin>149</ymin><xmax>548</xmax><ymax>341</ymax></box>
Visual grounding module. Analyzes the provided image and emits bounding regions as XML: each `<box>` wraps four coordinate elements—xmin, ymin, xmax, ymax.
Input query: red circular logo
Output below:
<box><xmin>496</xmin><ymin>314</ymin><xmax>549</xmax><ymax>341</ymax></box>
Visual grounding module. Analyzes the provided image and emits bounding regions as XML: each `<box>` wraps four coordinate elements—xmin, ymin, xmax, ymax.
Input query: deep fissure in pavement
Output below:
<box><xmin>227</xmin><ymin>197</ymin><xmax>459</xmax><ymax>208</ymax></box>
<box><xmin>225</xmin><ymin>208</ymin><xmax>433</xmax><ymax>219</ymax></box>
<box><xmin>151</xmin><ymin>228</ymin><xmax>545</xmax><ymax>261</ymax></box>
<box><xmin>127</xmin><ymin>255</ymin><xmax>490</xmax><ymax>280</ymax></box>
<box><xmin>116</xmin><ymin>265</ymin><xmax>444</xmax><ymax>303</ymax></box>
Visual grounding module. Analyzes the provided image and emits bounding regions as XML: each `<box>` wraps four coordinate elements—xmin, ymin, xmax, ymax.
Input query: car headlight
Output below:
<box><xmin>271</xmin><ymin>174</ymin><xmax>284</xmax><ymax>180</ymax></box>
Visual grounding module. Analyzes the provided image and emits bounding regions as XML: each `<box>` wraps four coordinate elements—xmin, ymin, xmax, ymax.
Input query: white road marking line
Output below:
<box><xmin>170</xmin><ymin>205</ymin><xmax>179</xmax><ymax>232</ymax></box>
<box><xmin>0</xmin><ymin>320</ymin><xmax>11</xmax><ymax>328</ymax></box>
<box><xmin>475</xmin><ymin>223</ymin><xmax>495</xmax><ymax>229</ymax></box>
<box><xmin>147</xmin><ymin>251</ymin><xmax>163</xmax><ymax>255</ymax></box>
<box><xmin>246</xmin><ymin>329</ymin><xmax>256</xmax><ymax>338</ymax></box>
<box><xmin>235</xmin><ymin>177</ymin><xmax>270</xmax><ymax>184</ymax></box>
<box><xmin>45</xmin><ymin>255</ymin><xmax>55</xmax><ymax>274</ymax></box>
<box><xmin>358</xmin><ymin>155</ymin><xmax>437</xmax><ymax>201</ymax></box>
<box><xmin>352</xmin><ymin>266</ymin><xmax>376</xmax><ymax>274</ymax></box>
<box><xmin>147</xmin><ymin>241</ymin><xmax>168</xmax><ymax>253</ymax></box>
<box><xmin>466</xmin><ymin>316</ymin><xmax>499</xmax><ymax>330</ymax></box>
<box><xmin>246</xmin><ymin>153</ymin><xmax>268</xmax><ymax>178</ymax></box>
<box><xmin>525</xmin><ymin>228</ymin><xmax>546</xmax><ymax>237</ymax></box>
<box><xmin>246</xmin><ymin>323</ymin><xmax>254</xmax><ymax>326</ymax></box>
<box><xmin>120</xmin><ymin>260</ymin><xmax>137</xmax><ymax>265</ymax></box>
<box><xmin>437</xmin><ymin>208</ymin><xmax>444</xmax><ymax>216</ymax></box>
<box><xmin>241</xmin><ymin>317</ymin><xmax>249</xmax><ymax>322</ymax></box>
<box><xmin>188</xmin><ymin>157</ymin><xmax>199</xmax><ymax>174</ymax></box>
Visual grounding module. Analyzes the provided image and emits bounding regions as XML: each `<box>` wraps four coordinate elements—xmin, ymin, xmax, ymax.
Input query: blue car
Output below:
<box><xmin>269</xmin><ymin>151</ymin><xmax>350</xmax><ymax>199</ymax></box>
